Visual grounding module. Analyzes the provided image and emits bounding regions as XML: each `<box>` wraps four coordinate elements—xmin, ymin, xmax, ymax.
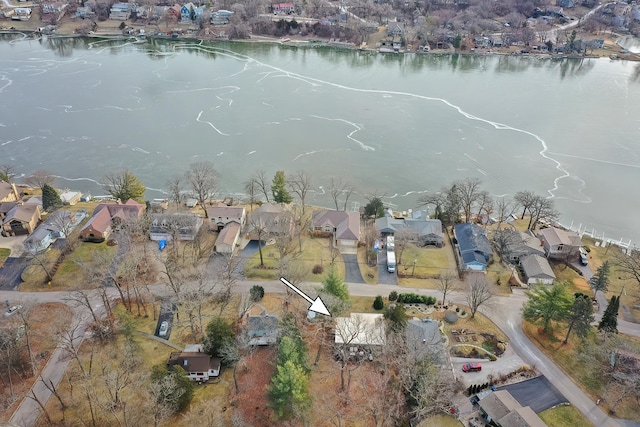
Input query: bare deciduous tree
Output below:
<box><xmin>252</xmin><ymin>169</ymin><xmax>270</xmax><ymax>203</ymax></box>
<box><xmin>26</xmin><ymin>169</ymin><xmax>55</xmax><ymax>189</ymax></box>
<box><xmin>166</xmin><ymin>175</ymin><xmax>186</xmax><ymax>210</ymax></box>
<box><xmin>466</xmin><ymin>275</ymin><xmax>493</xmax><ymax>319</ymax></box>
<box><xmin>329</xmin><ymin>177</ymin><xmax>355</xmax><ymax>211</ymax></box>
<box><xmin>0</xmin><ymin>163</ymin><xmax>16</xmax><ymax>183</ymax></box>
<box><xmin>394</xmin><ymin>228</ymin><xmax>417</xmax><ymax>267</ymax></box>
<box><xmin>456</xmin><ymin>177</ymin><xmax>483</xmax><ymax>223</ymax></box>
<box><xmin>527</xmin><ymin>195</ymin><xmax>558</xmax><ymax>231</ymax></box>
<box><xmin>243</xmin><ymin>177</ymin><xmax>259</xmax><ymax>211</ymax></box>
<box><xmin>186</xmin><ymin>161</ymin><xmax>218</xmax><ymax>217</ymax></box>
<box><xmin>514</xmin><ymin>190</ymin><xmax>536</xmax><ymax>220</ymax></box>
<box><xmin>494</xmin><ymin>196</ymin><xmax>516</xmax><ymax>230</ymax></box>
<box><xmin>287</xmin><ymin>170</ymin><xmax>313</xmax><ymax>214</ymax></box>
<box><xmin>437</xmin><ymin>271</ymin><xmax>459</xmax><ymax>306</ymax></box>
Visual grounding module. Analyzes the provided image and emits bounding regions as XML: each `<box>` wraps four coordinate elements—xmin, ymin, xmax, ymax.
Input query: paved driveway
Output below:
<box><xmin>377</xmin><ymin>251</ymin><xmax>397</xmax><ymax>285</ymax></box>
<box><xmin>155</xmin><ymin>300</ymin><xmax>176</xmax><ymax>339</ymax></box>
<box><xmin>342</xmin><ymin>254</ymin><xmax>364</xmax><ymax>284</ymax></box>
<box><xmin>497</xmin><ymin>375</ymin><xmax>568</xmax><ymax>413</ymax></box>
<box><xmin>0</xmin><ymin>257</ymin><xmax>28</xmax><ymax>291</ymax></box>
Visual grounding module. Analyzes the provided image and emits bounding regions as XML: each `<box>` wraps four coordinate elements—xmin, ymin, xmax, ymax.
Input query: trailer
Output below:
<box><xmin>387</xmin><ymin>251</ymin><xmax>396</xmax><ymax>273</ymax></box>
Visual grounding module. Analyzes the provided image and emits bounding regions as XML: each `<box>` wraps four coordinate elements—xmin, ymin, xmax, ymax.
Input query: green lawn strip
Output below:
<box><xmin>0</xmin><ymin>247</ymin><xmax>10</xmax><ymax>266</ymax></box>
<box><xmin>539</xmin><ymin>404</ymin><xmax>595</xmax><ymax>427</ymax></box>
<box><xmin>347</xmin><ymin>295</ymin><xmax>381</xmax><ymax>315</ymax></box>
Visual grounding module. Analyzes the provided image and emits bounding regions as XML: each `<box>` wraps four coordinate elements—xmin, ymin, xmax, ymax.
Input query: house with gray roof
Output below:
<box><xmin>206</xmin><ymin>203</ymin><xmax>246</xmax><ymax>232</ymax></box>
<box><xmin>311</xmin><ymin>209</ymin><xmax>360</xmax><ymax>249</ymax></box>
<box><xmin>375</xmin><ymin>213</ymin><xmax>443</xmax><ymax>247</ymax></box>
<box><xmin>454</xmin><ymin>223</ymin><xmax>492</xmax><ymax>271</ymax></box>
<box><xmin>406</xmin><ymin>318</ymin><xmax>446</xmax><ymax>365</ymax></box>
<box><xmin>246</xmin><ymin>313</ymin><xmax>279</xmax><ymax>346</ymax></box>
<box><xmin>478</xmin><ymin>390</ymin><xmax>546</xmax><ymax>427</ymax></box>
<box><xmin>246</xmin><ymin>203</ymin><xmax>293</xmax><ymax>241</ymax></box>
<box><xmin>24</xmin><ymin>209</ymin><xmax>86</xmax><ymax>254</ymax></box>
<box><xmin>538</xmin><ymin>227</ymin><xmax>582</xmax><ymax>260</ymax></box>
<box><xmin>500</xmin><ymin>229</ymin><xmax>545</xmax><ymax>263</ymax></box>
<box><xmin>520</xmin><ymin>254</ymin><xmax>556</xmax><ymax>285</ymax></box>
<box><xmin>149</xmin><ymin>213</ymin><xmax>203</xmax><ymax>241</ymax></box>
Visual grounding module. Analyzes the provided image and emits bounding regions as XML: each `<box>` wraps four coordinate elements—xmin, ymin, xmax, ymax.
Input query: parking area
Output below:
<box><xmin>0</xmin><ymin>257</ymin><xmax>28</xmax><ymax>291</ymax></box>
<box><xmin>155</xmin><ymin>301</ymin><xmax>176</xmax><ymax>339</ymax></box>
<box><xmin>342</xmin><ymin>253</ymin><xmax>364</xmax><ymax>284</ymax></box>
<box><xmin>377</xmin><ymin>251</ymin><xmax>397</xmax><ymax>285</ymax></box>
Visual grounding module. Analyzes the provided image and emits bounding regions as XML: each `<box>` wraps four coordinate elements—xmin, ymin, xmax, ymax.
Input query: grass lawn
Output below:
<box><xmin>20</xmin><ymin>248</ymin><xmax>61</xmax><ymax>290</ymax></box>
<box><xmin>486</xmin><ymin>256</ymin><xmax>515</xmax><ymax>296</ymax></box>
<box><xmin>357</xmin><ymin>245</ymin><xmax>378</xmax><ymax>284</ymax></box>
<box><xmin>347</xmin><ymin>295</ymin><xmax>382</xmax><ymax>315</ymax></box>
<box><xmin>244</xmin><ymin>235</ymin><xmax>345</xmax><ymax>282</ymax></box>
<box><xmin>417</xmin><ymin>414</ymin><xmax>463</xmax><ymax>427</ymax></box>
<box><xmin>539</xmin><ymin>404</ymin><xmax>595</xmax><ymax>427</ymax></box>
<box><xmin>401</xmin><ymin>243</ymin><xmax>456</xmax><ymax>278</ymax></box>
<box><xmin>522</xmin><ymin>321</ymin><xmax>640</xmax><ymax>421</ymax></box>
<box><xmin>0</xmin><ymin>247</ymin><xmax>10</xmax><ymax>267</ymax></box>
<box><xmin>549</xmin><ymin>260</ymin><xmax>591</xmax><ymax>295</ymax></box>
<box><xmin>436</xmin><ymin>308</ymin><xmax>508</xmax><ymax>343</ymax></box>
<box><xmin>53</xmin><ymin>241</ymin><xmax>117</xmax><ymax>290</ymax></box>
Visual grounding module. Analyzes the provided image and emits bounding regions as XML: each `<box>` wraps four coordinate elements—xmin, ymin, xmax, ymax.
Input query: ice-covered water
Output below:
<box><xmin>1</xmin><ymin>34</ymin><xmax>640</xmax><ymax>243</ymax></box>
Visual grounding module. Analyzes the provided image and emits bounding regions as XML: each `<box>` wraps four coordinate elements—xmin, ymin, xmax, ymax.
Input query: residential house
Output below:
<box><xmin>376</xmin><ymin>214</ymin><xmax>444</xmax><ymax>247</ymax></box>
<box><xmin>246</xmin><ymin>313</ymin><xmax>279</xmax><ymax>346</ymax></box>
<box><xmin>60</xmin><ymin>191</ymin><xmax>82</xmax><ymax>206</ymax></box>
<box><xmin>193</xmin><ymin>5</ymin><xmax>205</xmax><ymax>20</ymax></box>
<box><xmin>151</xmin><ymin>5</ymin><xmax>170</xmax><ymax>19</ymax></box>
<box><xmin>1</xmin><ymin>203</ymin><xmax>41</xmax><ymax>236</ymax></box>
<box><xmin>135</xmin><ymin>5</ymin><xmax>150</xmax><ymax>19</ymax></box>
<box><xmin>0</xmin><ymin>202</ymin><xmax>19</xmax><ymax>221</ymax></box>
<box><xmin>167</xmin><ymin>345</ymin><xmax>221</xmax><ymax>382</ymax></box>
<box><xmin>335</xmin><ymin>313</ymin><xmax>386</xmax><ymax>359</ymax></box>
<box><xmin>211</xmin><ymin>9</ymin><xmax>232</xmax><ymax>24</ymax></box>
<box><xmin>23</xmin><ymin>210</ymin><xmax>86</xmax><ymax>254</ymax></box>
<box><xmin>478</xmin><ymin>390</ymin><xmax>546</xmax><ymax>427</ymax></box>
<box><xmin>500</xmin><ymin>229</ymin><xmax>545</xmax><ymax>263</ymax></box>
<box><xmin>271</xmin><ymin>2</ymin><xmax>295</xmax><ymax>14</ymax></box>
<box><xmin>25</xmin><ymin>196</ymin><xmax>43</xmax><ymax>208</ymax></box>
<box><xmin>311</xmin><ymin>209</ymin><xmax>360</xmax><ymax>249</ymax></box>
<box><xmin>538</xmin><ymin>227</ymin><xmax>582</xmax><ymax>260</ymax></box>
<box><xmin>406</xmin><ymin>318</ymin><xmax>445</xmax><ymax>365</ymax></box>
<box><xmin>206</xmin><ymin>203</ymin><xmax>246</xmax><ymax>232</ymax></box>
<box><xmin>180</xmin><ymin>3</ymin><xmax>194</xmax><ymax>21</ymax></box>
<box><xmin>12</xmin><ymin>7</ymin><xmax>32</xmax><ymax>20</ymax></box>
<box><xmin>149</xmin><ymin>199</ymin><xmax>169</xmax><ymax>212</ymax></box>
<box><xmin>454</xmin><ymin>223</ymin><xmax>493</xmax><ymax>271</ymax></box>
<box><xmin>79</xmin><ymin>199</ymin><xmax>145</xmax><ymax>242</ymax></box>
<box><xmin>556</xmin><ymin>0</ymin><xmax>577</xmax><ymax>7</ymax></box>
<box><xmin>149</xmin><ymin>213</ymin><xmax>203</xmax><ymax>241</ymax></box>
<box><xmin>76</xmin><ymin>6</ymin><xmax>95</xmax><ymax>18</ymax></box>
<box><xmin>0</xmin><ymin>182</ymin><xmax>19</xmax><ymax>203</ymax></box>
<box><xmin>520</xmin><ymin>254</ymin><xmax>556</xmax><ymax>285</ymax></box>
<box><xmin>214</xmin><ymin>221</ymin><xmax>241</xmax><ymax>253</ymax></box>
<box><xmin>109</xmin><ymin>3</ymin><xmax>132</xmax><ymax>20</ymax></box>
<box><xmin>185</xmin><ymin>197</ymin><xmax>198</xmax><ymax>208</ymax></box>
<box><xmin>40</xmin><ymin>2</ymin><xmax>65</xmax><ymax>23</ymax></box>
<box><xmin>387</xmin><ymin>21</ymin><xmax>404</xmax><ymax>37</ymax></box>
<box><xmin>246</xmin><ymin>203</ymin><xmax>293</xmax><ymax>241</ymax></box>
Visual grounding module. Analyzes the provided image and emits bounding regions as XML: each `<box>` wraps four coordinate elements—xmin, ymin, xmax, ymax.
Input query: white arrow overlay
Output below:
<box><xmin>279</xmin><ymin>277</ymin><xmax>331</xmax><ymax>316</ymax></box>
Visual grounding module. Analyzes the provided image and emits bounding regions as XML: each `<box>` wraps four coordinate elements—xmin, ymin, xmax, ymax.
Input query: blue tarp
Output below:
<box><xmin>158</xmin><ymin>240</ymin><xmax>167</xmax><ymax>251</ymax></box>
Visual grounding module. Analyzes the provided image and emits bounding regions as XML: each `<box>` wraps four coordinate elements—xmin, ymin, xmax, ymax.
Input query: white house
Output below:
<box><xmin>214</xmin><ymin>221</ymin><xmax>241</xmax><ymax>253</ymax></box>
<box><xmin>206</xmin><ymin>204</ymin><xmax>246</xmax><ymax>232</ymax></box>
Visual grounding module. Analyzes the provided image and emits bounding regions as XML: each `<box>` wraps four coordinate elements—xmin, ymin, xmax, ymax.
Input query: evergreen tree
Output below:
<box><xmin>364</xmin><ymin>197</ymin><xmax>385</xmax><ymax>218</ymax></box>
<box><xmin>203</xmin><ymin>317</ymin><xmax>235</xmax><ymax>358</ymax></box>
<box><xmin>589</xmin><ymin>261</ymin><xmax>611</xmax><ymax>293</ymax></box>
<box><xmin>322</xmin><ymin>266</ymin><xmax>349</xmax><ymax>301</ymax></box>
<box><xmin>42</xmin><ymin>183</ymin><xmax>62</xmax><ymax>212</ymax></box>
<box><xmin>267</xmin><ymin>360</ymin><xmax>312</xmax><ymax>420</ymax></box>
<box><xmin>276</xmin><ymin>336</ymin><xmax>308</xmax><ymax>372</ymax></box>
<box><xmin>271</xmin><ymin>170</ymin><xmax>292</xmax><ymax>204</ymax></box>
<box><xmin>384</xmin><ymin>303</ymin><xmax>408</xmax><ymax>333</ymax></box>
<box><xmin>563</xmin><ymin>293</ymin><xmax>594</xmax><ymax>344</ymax></box>
<box><xmin>250</xmin><ymin>285</ymin><xmax>265</xmax><ymax>302</ymax></box>
<box><xmin>523</xmin><ymin>283</ymin><xmax>572</xmax><ymax>335</ymax></box>
<box><xmin>598</xmin><ymin>295</ymin><xmax>619</xmax><ymax>334</ymax></box>
<box><xmin>373</xmin><ymin>295</ymin><xmax>384</xmax><ymax>310</ymax></box>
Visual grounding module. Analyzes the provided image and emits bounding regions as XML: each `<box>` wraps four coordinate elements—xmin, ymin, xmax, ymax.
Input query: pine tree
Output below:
<box><xmin>589</xmin><ymin>261</ymin><xmax>611</xmax><ymax>293</ymax></box>
<box><xmin>42</xmin><ymin>183</ymin><xmax>62</xmax><ymax>212</ymax></box>
<box><xmin>271</xmin><ymin>171</ymin><xmax>292</xmax><ymax>204</ymax></box>
<box><xmin>598</xmin><ymin>295</ymin><xmax>619</xmax><ymax>334</ymax></box>
<box><xmin>563</xmin><ymin>293</ymin><xmax>594</xmax><ymax>344</ymax></box>
<box><xmin>267</xmin><ymin>360</ymin><xmax>312</xmax><ymax>420</ymax></box>
<box><xmin>322</xmin><ymin>266</ymin><xmax>349</xmax><ymax>301</ymax></box>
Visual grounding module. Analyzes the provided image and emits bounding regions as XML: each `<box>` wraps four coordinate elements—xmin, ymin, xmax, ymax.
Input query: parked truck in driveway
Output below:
<box><xmin>387</xmin><ymin>251</ymin><xmax>396</xmax><ymax>273</ymax></box>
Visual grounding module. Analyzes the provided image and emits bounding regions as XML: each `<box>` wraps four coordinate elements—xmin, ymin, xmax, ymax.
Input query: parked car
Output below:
<box><xmin>580</xmin><ymin>248</ymin><xmax>589</xmax><ymax>265</ymax></box>
<box><xmin>159</xmin><ymin>321</ymin><xmax>169</xmax><ymax>337</ymax></box>
<box><xmin>4</xmin><ymin>305</ymin><xmax>22</xmax><ymax>318</ymax></box>
<box><xmin>462</xmin><ymin>362</ymin><xmax>482</xmax><ymax>372</ymax></box>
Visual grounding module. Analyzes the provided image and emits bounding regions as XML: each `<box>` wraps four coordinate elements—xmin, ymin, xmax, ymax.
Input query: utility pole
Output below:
<box><xmin>412</xmin><ymin>258</ymin><xmax>417</xmax><ymax>276</ymax></box>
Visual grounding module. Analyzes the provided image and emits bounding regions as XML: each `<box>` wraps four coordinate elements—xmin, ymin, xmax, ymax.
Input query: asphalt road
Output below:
<box><xmin>0</xmin><ymin>257</ymin><xmax>28</xmax><ymax>291</ymax></box>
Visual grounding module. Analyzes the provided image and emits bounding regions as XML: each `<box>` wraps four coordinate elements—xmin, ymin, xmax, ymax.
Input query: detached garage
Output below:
<box><xmin>520</xmin><ymin>254</ymin><xmax>556</xmax><ymax>285</ymax></box>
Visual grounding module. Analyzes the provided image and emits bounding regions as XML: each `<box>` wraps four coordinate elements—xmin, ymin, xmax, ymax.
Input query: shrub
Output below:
<box><xmin>373</xmin><ymin>295</ymin><xmax>384</xmax><ymax>310</ymax></box>
<box><xmin>461</xmin><ymin>310</ymin><xmax>467</xmax><ymax>315</ymax></box>
<box><xmin>312</xmin><ymin>264</ymin><xmax>324</xmax><ymax>274</ymax></box>
<box><xmin>455</xmin><ymin>307</ymin><xmax>460</xmax><ymax>313</ymax></box>
<box><xmin>388</xmin><ymin>291</ymin><xmax>398</xmax><ymax>301</ymax></box>
<box><xmin>250</xmin><ymin>285</ymin><xmax>265</xmax><ymax>302</ymax></box>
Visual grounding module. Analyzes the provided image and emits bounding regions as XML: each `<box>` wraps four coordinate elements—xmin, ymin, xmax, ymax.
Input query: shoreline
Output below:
<box><xmin>1</xmin><ymin>28</ymin><xmax>639</xmax><ymax>63</ymax></box>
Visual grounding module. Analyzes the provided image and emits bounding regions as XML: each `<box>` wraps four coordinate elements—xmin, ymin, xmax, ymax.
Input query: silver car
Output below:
<box><xmin>4</xmin><ymin>305</ymin><xmax>22</xmax><ymax>318</ymax></box>
<box><xmin>159</xmin><ymin>321</ymin><xmax>169</xmax><ymax>337</ymax></box>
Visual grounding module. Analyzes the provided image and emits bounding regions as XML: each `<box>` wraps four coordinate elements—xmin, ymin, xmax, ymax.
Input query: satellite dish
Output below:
<box><xmin>307</xmin><ymin>310</ymin><xmax>316</xmax><ymax>320</ymax></box>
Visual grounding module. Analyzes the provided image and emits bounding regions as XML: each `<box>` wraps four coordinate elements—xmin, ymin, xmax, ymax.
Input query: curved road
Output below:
<box><xmin>2</xmin><ymin>278</ymin><xmax>640</xmax><ymax>427</ymax></box>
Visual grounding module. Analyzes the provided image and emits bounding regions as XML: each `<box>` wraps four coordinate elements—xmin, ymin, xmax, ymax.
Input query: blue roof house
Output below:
<box><xmin>454</xmin><ymin>223</ymin><xmax>493</xmax><ymax>271</ymax></box>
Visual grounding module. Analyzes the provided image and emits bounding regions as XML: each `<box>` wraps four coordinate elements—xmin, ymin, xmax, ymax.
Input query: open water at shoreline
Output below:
<box><xmin>1</xmin><ymin>35</ymin><xmax>640</xmax><ymax>243</ymax></box>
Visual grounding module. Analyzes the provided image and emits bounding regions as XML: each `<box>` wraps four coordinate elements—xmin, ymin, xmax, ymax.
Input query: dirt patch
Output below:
<box><xmin>0</xmin><ymin>302</ymin><xmax>72</xmax><ymax>423</ymax></box>
<box><xmin>232</xmin><ymin>347</ymin><xmax>277</xmax><ymax>425</ymax></box>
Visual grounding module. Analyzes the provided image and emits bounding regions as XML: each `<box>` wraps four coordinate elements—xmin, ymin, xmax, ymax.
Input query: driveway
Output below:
<box><xmin>0</xmin><ymin>257</ymin><xmax>28</xmax><ymax>291</ymax></box>
<box><xmin>342</xmin><ymin>253</ymin><xmax>364</xmax><ymax>284</ymax></box>
<box><xmin>453</xmin><ymin>344</ymin><xmax>526</xmax><ymax>387</ymax></box>
<box><xmin>497</xmin><ymin>375</ymin><xmax>568</xmax><ymax>413</ymax></box>
<box><xmin>155</xmin><ymin>300</ymin><xmax>176</xmax><ymax>339</ymax></box>
<box><xmin>0</xmin><ymin>235</ymin><xmax>26</xmax><ymax>257</ymax></box>
<box><xmin>377</xmin><ymin>251</ymin><xmax>397</xmax><ymax>285</ymax></box>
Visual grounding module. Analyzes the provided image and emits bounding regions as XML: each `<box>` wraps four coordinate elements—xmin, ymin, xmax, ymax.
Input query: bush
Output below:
<box><xmin>388</xmin><ymin>291</ymin><xmax>398</xmax><ymax>302</ymax></box>
<box><xmin>373</xmin><ymin>295</ymin><xmax>384</xmax><ymax>310</ymax></box>
<box><xmin>397</xmin><ymin>293</ymin><xmax>436</xmax><ymax>305</ymax></box>
<box><xmin>312</xmin><ymin>264</ymin><xmax>324</xmax><ymax>274</ymax></box>
<box><xmin>250</xmin><ymin>285</ymin><xmax>265</xmax><ymax>302</ymax></box>
<box><xmin>461</xmin><ymin>310</ymin><xmax>467</xmax><ymax>315</ymax></box>
<box><xmin>455</xmin><ymin>307</ymin><xmax>460</xmax><ymax>313</ymax></box>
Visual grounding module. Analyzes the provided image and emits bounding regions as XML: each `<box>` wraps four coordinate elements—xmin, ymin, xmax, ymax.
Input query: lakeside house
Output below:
<box><xmin>214</xmin><ymin>221</ymin><xmax>241</xmax><ymax>253</ymax></box>
<box><xmin>23</xmin><ymin>210</ymin><xmax>86</xmax><ymax>254</ymax></box>
<box><xmin>454</xmin><ymin>223</ymin><xmax>492</xmax><ymax>271</ymax></box>
<box><xmin>79</xmin><ymin>199</ymin><xmax>145</xmax><ymax>242</ymax></box>
<box><xmin>109</xmin><ymin>3</ymin><xmax>132</xmax><ymax>20</ymax></box>
<box><xmin>1</xmin><ymin>203</ymin><xmax>41</xmax><ymax>237</ymax></box>
<box><xmin>311</xmin><ymin>209</ymin><xmax>360</xmax><ymax>250</ymax></box>
<box><xmin>246</xmin><ymin>203</ymin><xmax>293</xmax><ymax>241</ymax></box>
<box><xmin>0</xmin><ymin>182</ymin><xmax>19</xmax><ymax>203</ymax></box>
<box><xmin>538</xmin><ymin>227</ymin><xmax>582</xmax><ymax>260</ymax></box>
<box><xmin>520</xmin><ymin>254</ymin><xmax>556</xmax><ymax>285</ymax></box>
<box><xmin>206</xmin><ymin>203</ymin><xmax>246</xmax><ymax>232</ymax></box>
<box><xmin>375</xmin><ymin>211</ymin><xmax>444</xmax><ymax>247</ymax></box>
<box><xmin>60</xmin><ymin>191</ymin><xmax>82</xmax><ymax>206</ymax></box>
<box><xmin>500</xmin><ymin>229</ymin><xmax>546</xmax><ymax>263</ymax></box>
<box><xmin>149</xmin><ymin>213</ymin><xmax>203</xmax><ymax>241</ymax></box>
